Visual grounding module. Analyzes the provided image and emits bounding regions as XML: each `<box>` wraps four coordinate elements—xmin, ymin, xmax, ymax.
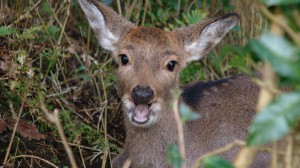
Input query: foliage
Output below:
<box><xmin>246</xmin><ymin>2</ymin><xmax>300</xmax><ymax>147</ymax></box>
<box><xmin>179</xmin><ymin>103</ymin><xmax>200</xmax><ymax>124</ymax></box>
<box><xmin>180</xmin><ymin>62</ymin><xmax>205</xmax><ymax>84</ymax></box>
<box><xmin>203</xmin><ymin>156</ymin><xmax>235</xmax><ymax>168</ymax></box>
<box><xmin>0</xmin><ymin>25</ymin><xmax>43</xmax><ymax>40</ymax></box>
<box><xmin>0</xmin><ymin>26</ymin><xmax>16</xmax><ymax>36</ymax></box>
<box><xmin>248</xmin><ymin>92</ymin><xmax>300</xmax><ymax>146</ymax></box>
<box><xmin>2</xmin><ymin>0</ymin><xmax>299</xmax><ymax>167</ymax></box>
<box><xmin>167</xmin><ymin>144</ymin><xmax>183</xmax><ymax>168</ymax></box>
<box><xmin>249</xmin><ymin>32</ymin><xmax>300</xmax><ymax>81</ymax></box>
<box><xmin>260</xmin><ymin>0</ymin><xmax>300</xmax><ymax>6</ymax></box>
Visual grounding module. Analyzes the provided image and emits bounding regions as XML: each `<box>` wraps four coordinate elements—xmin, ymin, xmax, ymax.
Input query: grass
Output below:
<box><xmin>0</xmin><ymin>0</ymin><xmax>265</xmax><ymax>167</ymax></box>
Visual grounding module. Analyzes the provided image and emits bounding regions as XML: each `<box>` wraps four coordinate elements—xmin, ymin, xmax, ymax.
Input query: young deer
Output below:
<box><xmin>78</xmin><ymin>0</ymin><xmax>269</xmax><ymax>167</ymax></box>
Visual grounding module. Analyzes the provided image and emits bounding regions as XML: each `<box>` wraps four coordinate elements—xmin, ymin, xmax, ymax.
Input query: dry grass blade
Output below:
<box><xmin>7</xmin><ymin>155</ymin><xmax>59</xmax><ymax>168</ymax></box>
<box><xmin>8</xmin><ymin>0</ymin><xmax>42</xmax><ymax>27</ymax></box>
<box><xmin>39</xmin><ymin>96</ymin><xmax>78</xmax><ymax>168</ymax></box>
<box><xmin>3</xmin><ymin>82</ymin><xmax>31</xmax><ymax>166</ymax></box>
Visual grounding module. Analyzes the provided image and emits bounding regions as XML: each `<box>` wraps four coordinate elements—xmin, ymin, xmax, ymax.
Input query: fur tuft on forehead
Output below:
<box><xmin>124</xmin><ymin>27</ymin><xmax>171</xmax><ymax>45</ymax></box>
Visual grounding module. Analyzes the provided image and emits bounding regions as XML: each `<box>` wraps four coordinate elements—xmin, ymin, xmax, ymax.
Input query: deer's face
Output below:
<box><xmin>78</xmin><ymin>0</ymin><xmax>239</xmax><ymax>128</ymax></box>
<box><xmin>114</xmin><ymin>27</ymin><xmax>186</xmax><ymax>127</ymax></box>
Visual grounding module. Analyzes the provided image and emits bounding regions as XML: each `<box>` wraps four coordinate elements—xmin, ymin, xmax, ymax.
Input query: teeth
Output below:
<box><xmin>133</xmin><ymin>117</ymin><xmax>148</xmax><ymax>124</ymax></box>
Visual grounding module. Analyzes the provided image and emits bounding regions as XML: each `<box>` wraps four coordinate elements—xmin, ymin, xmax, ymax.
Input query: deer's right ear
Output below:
<box><xmin>78</xmin><ymin>0</ymin><xmax>135</xmax><ymax>52</ymax></box>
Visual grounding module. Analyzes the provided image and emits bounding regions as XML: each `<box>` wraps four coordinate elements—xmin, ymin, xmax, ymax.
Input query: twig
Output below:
<box><xmin>55</xmin><ymin>139</ymin><xmax>102</xmax><ymax>151</ymax></box>
<box><xmin>56</xmin><ymin>0</ymin><xmax>70</xmax><ymax>46</ymax></box>
<box><xmin>233</xmin><ymin>147</ymin><xmax>259</xmax><ymax>168</ymax></box>
<box><xmin>172</xmin><ymin>92</ymin><xmax>186</xmax><ymax>168</ymax></box>
<box><xmin>285</xmin><ymin>135</ymin><xmax>293</xmax><ymax>168</ymax></box>
<box><xmin>252</xmin><ymin>78</ymin><xmax>281</xmax><ymax>95</ymax></box>
<box><xmin>117</xmin><ymin>0</ymin><xmax>122</xmax><ymax>15</ymax></box>
<box><xmin>141</xmin><ymin>0</ymin><xmax>149</xmax><ymax>26</ymax></box>
<box><xmin>99</xmin><ymin>75</ymin><xmax>109</xmax><ymax>168</ymax></box>
<box><xmin>272</xmin><ymin>142</ymin><xmax>278</xmax><ymax>168</ymax></box>
<box><xmin>192</xmin><ymin>140</ymin><xmax>246</xmax><ymax>168</ymax></box>
<box><xmin>7</xmin><ymin>155</ymin><xmax>59</xmax><ymax>168</ymax></box>
<box><xmin>45</xmin><ymin>0</ymin><xmax>72</xmax><ymax>45</ymax></box>
<box><xmin>122</xmin><ymin>159</ymin><xmax>132</xmax><ymax>168</ymax></box>
<box><xmin>40</xmin><ymin>97</ymin><xmax>78</xmax><ymax>168</ymax></box>
<box><xmin>177</xmin><ymin>0</ymin><xmax>181</xmax><ymax>17</ymax></box>
<box><xmin>76</xmin><ymin>137</ymin><xmax>87</xmax><ymax>168</ymax></box>
<box><xmin>3</xmin><ymin>82</ymin><xmax>30</xmax><ymax>166</ymax></box>
<box><xmin>125</xmin><ymin>0</ymin><xmax>137</xmax><ymax>19</ymax></box>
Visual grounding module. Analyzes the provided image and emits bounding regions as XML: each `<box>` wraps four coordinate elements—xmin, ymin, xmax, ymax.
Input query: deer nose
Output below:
<box><xmin>131</xmin><ymin>85</ymin><xmax>154</xmax><ymax>104</ymax></box>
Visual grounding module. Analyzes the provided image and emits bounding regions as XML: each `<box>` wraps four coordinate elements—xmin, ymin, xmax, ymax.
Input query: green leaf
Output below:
<box><xmin>203</xmin><ymin>156</ymin><xmax>235</xmax><ymax>168</ymax></box>
<box><xmin>42</xmin><ymin>1</ymin><xmax>51</xmax><ymax>16</ymax></box>
<box><xmin>77</xmin><ymin>74</ymin><xmax>93</xmax><ymax>81</ymax></box>
<box><xmin>260</xmin><ymin>0</ymin><xmax>300</xmax><ymax>6</ymax></box>
<box><xmin>247</xmin><ymin>92</ymin><xmax>300</xmax><ymax>146</ymax></box>
<box><xmin>249</xmin><ymin>32</ymin><xmax>300</xmax><ymax>81</ymax></box>
<box><xmin>179</xmin><ymin>103</ymin><xmax>200</xmax><ymax>123</ymax></box>
<box><xmin>182</xmin><ymin>9</ymin><xmax>206</xmax><ymax>25</ymax></box>
<box><xmin>167</xmin><ymin>144</ymin><xmax>183</xmax><ymax>168</ymax></box>
<box><xmin>180</xmin><ymin>61</ymin><xmax>204</xmax><ymax>84</ymax></box>
<box><xmin>16</xmin><ymin>26</ymin><xmax>42</xmax><ymax>40</ymax></box>
<box><xmin>0</xmin><ymin>26</ymin><xmax>17</xmax><ymax>36</ymax></box>
<box><xmin>209</xmin><ymin>52</ymin><xmax>222</xmax><ymax>75</ymax></box>
<box><xmin>48</xmin><ymin>25</ymin><xmax>60</xmax><ymax>37</ymax></box>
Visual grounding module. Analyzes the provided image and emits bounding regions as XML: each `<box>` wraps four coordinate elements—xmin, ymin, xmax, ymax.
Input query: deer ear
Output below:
<box><xmin>174</xmin><ymin>13</ymin><xmax>239</xmax><ymax>62</ymax></box>
<box><xmin>78</xmin><ymin>0</ymin><xmax>135</xmax><ymax>52</ymax></box>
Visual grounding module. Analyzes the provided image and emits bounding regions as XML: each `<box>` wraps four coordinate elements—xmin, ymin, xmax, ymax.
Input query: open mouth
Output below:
<box><xmin>131</xmin><ymin>103</ymin><xmax>152</xmax><ymax>124</ymax></box>
<box><xmin>122</xmin><ymin>97</ymin><xmax>161</xmax><ymax>127</ymax></box>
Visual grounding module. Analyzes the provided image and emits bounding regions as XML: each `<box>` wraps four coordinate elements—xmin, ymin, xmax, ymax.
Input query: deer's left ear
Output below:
<box><xmin>174</xmin><ymin>13</ymin><xmax>239</xmax><ymax>62</ymax></box>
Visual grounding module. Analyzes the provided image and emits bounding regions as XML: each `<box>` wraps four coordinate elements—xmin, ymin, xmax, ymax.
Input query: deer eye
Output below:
<box><xmin>119</xmin><ymin>54</ymin><xmax>129</xmax><ymax>65</ymax></box>
<box><xmin>167</xmin><ymin>60</ymin><xmax>177</xmax><ymax>71</ymax></box>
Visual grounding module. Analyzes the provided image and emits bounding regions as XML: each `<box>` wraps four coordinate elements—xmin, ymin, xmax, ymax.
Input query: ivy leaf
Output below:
<box><xmin>167</xmin><ymin>144</ymin><xmax>183</xmax><ymax>168</ymax></box>
<box><xmin>203</xmin><ymin>156</ymin><xmax>235</xmax><ymax>168</ymax></box>
<box><xmin>247</xmin><ymin>92</ymin><xmax>300</xmax><ymax>146</ymax></box>
<box><xmin>179</xmin><ymin>103</ymin><xmax>200</xmax><ymax>124</ymax></box>
<box><xmin>249</xmin><ymin>32</ymin><xmax>300</xmax><ymax>81</ymax></box>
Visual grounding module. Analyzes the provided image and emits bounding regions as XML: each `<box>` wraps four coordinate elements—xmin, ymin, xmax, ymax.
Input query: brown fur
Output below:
<box><xmin>78</xmin><ymin>1</ymin><xmax>269</xmax><ymax>167</ymax></box>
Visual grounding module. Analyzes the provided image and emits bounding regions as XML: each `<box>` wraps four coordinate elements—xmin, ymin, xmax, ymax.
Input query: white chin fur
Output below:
<box><xmin>122</xmin><ymin>96</ymin><xmax>161</xmax><ymax>127</ymax></box>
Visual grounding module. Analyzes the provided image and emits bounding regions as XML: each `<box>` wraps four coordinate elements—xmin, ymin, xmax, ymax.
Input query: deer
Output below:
<box><xmin>78</xmin><ymin>0</ymin><xmax>269</xmax><ymax>167</ymax></box>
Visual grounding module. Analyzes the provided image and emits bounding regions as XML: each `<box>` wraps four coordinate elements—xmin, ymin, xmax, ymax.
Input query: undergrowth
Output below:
<box><xmin>3</xmin><ymin>0</ymin><xmax>297</xmax><ymax>168</ymax></box>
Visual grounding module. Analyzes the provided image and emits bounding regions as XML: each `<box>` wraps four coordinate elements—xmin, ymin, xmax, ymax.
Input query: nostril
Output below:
<box><xmin>131</xmin><ymin>85</ymin><xmax>154</xmax><ymax>104</ymax></box>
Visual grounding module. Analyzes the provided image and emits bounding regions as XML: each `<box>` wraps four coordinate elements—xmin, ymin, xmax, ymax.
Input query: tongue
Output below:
<box><xmin>133</xmin><ymin>104</ymin><xmax>150</xmax><ymax>124</ymax></box>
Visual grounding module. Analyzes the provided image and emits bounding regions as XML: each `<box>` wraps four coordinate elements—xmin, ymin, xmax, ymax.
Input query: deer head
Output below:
<box><xmin>78</xmin><ymin>0</ymin><xmax>239</xmax><ymax>128</ymax></box>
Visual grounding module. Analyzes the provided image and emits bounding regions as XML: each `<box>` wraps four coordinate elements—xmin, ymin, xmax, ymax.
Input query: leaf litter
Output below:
<box><xmin>0</xmin><ymin>118</ymin><xmax>45</xmax><ymax>140</ymax></box>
